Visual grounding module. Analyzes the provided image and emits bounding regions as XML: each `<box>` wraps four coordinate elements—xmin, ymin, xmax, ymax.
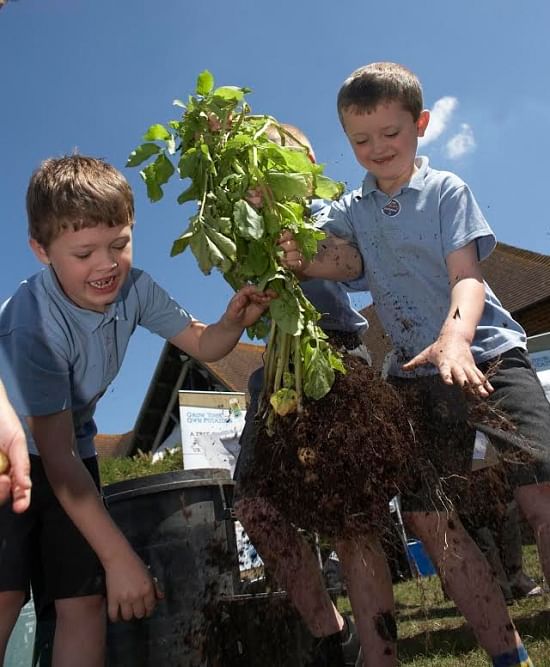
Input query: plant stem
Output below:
<box><xmin>294</xmin><ymin>334</ymin><xmax>303</xmax><ymax>413</ymax></box>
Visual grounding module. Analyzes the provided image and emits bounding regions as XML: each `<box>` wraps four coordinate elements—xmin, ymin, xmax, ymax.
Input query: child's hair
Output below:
<box><xmin>27</xmin><ymin>155</ymin><xmax>135</xmax><ymax>247</ymax></box>
<box><xmin>337</xmin><ymin>62</ymin><xmax>423</xmax><ymax>123</ymax></box>
<box><xmin>265</xmin><ymin>122</ymin><xmax>316</xmax><ymax>162</ymax></box>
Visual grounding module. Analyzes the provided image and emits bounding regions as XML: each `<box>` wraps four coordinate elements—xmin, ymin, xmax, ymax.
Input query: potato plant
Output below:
<box><xmin>128</xmin><ymin>71</ymin><xmax>345</xmax><ymax>424</ymax></box>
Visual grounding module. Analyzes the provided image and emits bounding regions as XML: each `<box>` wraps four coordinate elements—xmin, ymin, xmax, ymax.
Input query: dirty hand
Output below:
<box><xmin>277</xmin><ymin>230</ymin><xmax>309</xmax><ymax>275</ymax></box>
<box><xmin>0</xmin><ymin>388</ymin><xmax>31</xmax><ymax>513</ymax></box>
<box><xmin>223</xmin><ymin>285</ymin><xmax>276</xmax><ymax>329</ymax></box>
<box><xmin>105</xmin><ymin>550</ymin><xmax>164</xmax><ymax>622</ymax></box>
<box><xmin>402</xmin><ymin>332</ymin><xmax>493</xmax><ymax>397</ymax></box>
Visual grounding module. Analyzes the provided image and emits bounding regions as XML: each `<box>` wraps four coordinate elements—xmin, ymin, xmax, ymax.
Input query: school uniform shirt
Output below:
<box><xmin>322</xmin><ymin>156</ymin><xmax>525</xmax><ymax>377</ymax></box>
<box><xmin>0</xmin><ymin>267</ymin><xmax>192</xmax><ymax>457</ymax></box>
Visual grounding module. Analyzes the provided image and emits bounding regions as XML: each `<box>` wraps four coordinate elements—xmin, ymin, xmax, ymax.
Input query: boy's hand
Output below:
<box><xmin>0</xmin><ymin>384</ymin><xmax>31</xmax><ymax>513</ymax></box>
<box><xmin>402</xmin><ymin>331</ymin><xmax>493</xmax><ymax>397</ymax></box>
<box><xmin>278</xmin><ymin>230</ymin><xmax>310</xmax><ymax>276</ymax></box>
<box><xmin>105</xmin><ymin>549</ymin><xmax>164</xmax><ymax>622</ymax></box>
<box><xmin>222</xmin><ymin>285</ymin><xmax>276</xmax><ymax>330</ymax></box>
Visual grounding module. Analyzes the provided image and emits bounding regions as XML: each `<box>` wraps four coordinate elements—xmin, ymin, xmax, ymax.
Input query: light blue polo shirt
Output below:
<box><xmin>323</xmin><ymin>156</ymin><xmax>525</xmax><ymax>377</ymax></box>
<box><xmin>0</xmin><ymin>267</ymin><xmax>192</xmax><ymax>457</ymax></box>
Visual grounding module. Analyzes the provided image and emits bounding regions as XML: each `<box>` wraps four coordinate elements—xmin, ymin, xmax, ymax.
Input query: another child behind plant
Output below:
<box><xmin>0</xmin><ymin>155</ymin><xmax>274</xmax><ymax>667</ymax></box>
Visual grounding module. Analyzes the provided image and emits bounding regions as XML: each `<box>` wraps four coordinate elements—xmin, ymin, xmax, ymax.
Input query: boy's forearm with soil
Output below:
<box><xmin>279</xmin><ymin>231</ymin><xmax>363</xmax><ymax>282</ymax></box>
<box><xmin>29</xmin><ymin>411</ymin><xmax>160</xmax><ymax>621</ymax></box>
<box><xmin>403</xmin><ymin>242</ymin><xmax>493</xmax><ymax>395</ymax></box>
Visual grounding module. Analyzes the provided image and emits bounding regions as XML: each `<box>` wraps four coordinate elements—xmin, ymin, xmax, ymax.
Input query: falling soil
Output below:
<box><xmin>241</xmin><ymin>355</ymin><xmax>532</xmax><ymax>539</ymax></box>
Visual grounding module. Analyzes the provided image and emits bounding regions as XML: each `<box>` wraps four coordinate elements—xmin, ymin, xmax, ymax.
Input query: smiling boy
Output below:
<box><xmin>280</xmin><ymin>62</ymin><xmax>549</xmax><ymax>667</ymax></box>
<box><xmin>0</xmin><ymin>155</ymin><xmax>273</xmax><ymax>667</ymax></box>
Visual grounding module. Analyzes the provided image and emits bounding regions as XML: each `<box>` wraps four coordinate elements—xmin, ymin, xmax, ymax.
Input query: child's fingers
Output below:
<box><xmin>10</xmin><ymin>481</ymin><xmax>31</xmax><ymax>514</ymax></box>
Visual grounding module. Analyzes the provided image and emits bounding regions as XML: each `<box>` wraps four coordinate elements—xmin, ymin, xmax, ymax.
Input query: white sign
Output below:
<box><xmin>179</xmin><ymin>390</ymin><xmax>246</xmax><ymax>475</ymax></box>
<box><xmin>528</xmin><ymin>332</ymin><xmax>550</xmax><ymax>403</ymax></box>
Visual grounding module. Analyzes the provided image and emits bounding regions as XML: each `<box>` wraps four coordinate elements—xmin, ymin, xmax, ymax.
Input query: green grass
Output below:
<box><xmin>339</xmin><ymin>545</ymin><xmax>550</xmax><ymax>665</ymax></box>
<box><xmin>99</xmin><ymin>447</ymin><xmax>183</xmax><ymax>486</ymax></box>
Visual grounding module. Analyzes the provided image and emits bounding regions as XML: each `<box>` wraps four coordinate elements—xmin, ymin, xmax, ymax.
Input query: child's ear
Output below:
<box><xmin>416</xmin><ymin>110</ymin><xmax>430</xmax><ymax>137</ymax></box>
<box><xmin>29</xmin><ymin>238</ymin><xmax>50</xmax><ymax>265</ymax></box>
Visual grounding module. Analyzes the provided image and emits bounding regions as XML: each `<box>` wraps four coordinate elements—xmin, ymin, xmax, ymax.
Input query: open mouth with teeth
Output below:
<box><xmin>89</xmin><ymin>275</ymin><xmax>117</xmax><ymax>290</ymax></box>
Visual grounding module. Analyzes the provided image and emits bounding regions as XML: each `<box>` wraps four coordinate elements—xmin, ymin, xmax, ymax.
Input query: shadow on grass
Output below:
<box><xmin>397</xmin><ymin>604</ymin><xmax>463</xmax><ymax>623</ymax></box>
<box><xmin>399</xmin><ymin>610</ymin><xmax>550</xmax><ymax>660</ymax></box>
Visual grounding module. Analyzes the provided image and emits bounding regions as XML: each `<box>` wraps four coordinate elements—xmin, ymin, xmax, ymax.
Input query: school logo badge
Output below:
<box><xmin>382</xmin><ymin>199</ymin><xmax>401</xmax><ymax>217</ymax></box>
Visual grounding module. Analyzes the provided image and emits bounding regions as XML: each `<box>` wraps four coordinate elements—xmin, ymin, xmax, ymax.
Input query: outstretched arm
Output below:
<box><xmin>169</xmin><ymin>285</ymin><xmax>275</xmax><ymax>362</ymax></box>
<box><xmin>278</xmin><ymin>230</ymin><xmax>363</xmax><ymax>282</ymax></box>
<box><xmin>402</xmin><ymin>241</ymin><xmax>493</xmax><ymax>396</ymax></box>
<box><xmin>0</xmin><ymin>380</ymin><xmax>31</xmax><ymax>513</ymax></box>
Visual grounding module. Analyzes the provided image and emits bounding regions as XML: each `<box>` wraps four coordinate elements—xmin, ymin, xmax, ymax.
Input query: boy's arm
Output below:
<box><xmin>169</xmin><ymin>284</ymin><xmax>274</xmax><ymax>362</ymax></box>
<box><xmin>402</xmin><ymin>241</ymin><xmax>493</xmax><ymax>396</ymax></box>
<box><xmin>279</xmin><ymin>231</ymin><xmax>363</xmax><ymax>282</ymax></box>
<box><xmin>0</xmin><ymin>379</ymin><xmax>31</xmax><ymax>513</ymax></box>
<box><xmin>29</xmin><ymin>410</ymin><xmax>161</xmax><ymax>621</ymax></box>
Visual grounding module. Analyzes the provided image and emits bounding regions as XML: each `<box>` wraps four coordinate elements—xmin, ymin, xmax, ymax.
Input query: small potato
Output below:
<box><xmin>297</xmin><ymin>447</ymin><xmax>317</xmax><ymax>467</ymax></box>
<box><xmin>0</xmin><ymin>451</ymin><xmax>10</xmax><ymax>475</ymax></box>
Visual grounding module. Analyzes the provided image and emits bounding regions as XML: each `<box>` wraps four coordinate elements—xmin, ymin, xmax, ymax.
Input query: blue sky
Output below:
<box><xmin>1</xmin><ymin>0</ymin><xmax>549</xmax><ymax>435</ymax></box>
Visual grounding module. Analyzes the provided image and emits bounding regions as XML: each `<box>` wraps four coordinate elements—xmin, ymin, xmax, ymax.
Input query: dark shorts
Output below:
<box><xmin>393</xmin><ymin>347</ymin><xmax>550</xmax><ymax>512</ymax></box>
<box><xmin>0</xmin><ymin>455</ymin><xmax>106</xmax><ymax>609</ymax></box>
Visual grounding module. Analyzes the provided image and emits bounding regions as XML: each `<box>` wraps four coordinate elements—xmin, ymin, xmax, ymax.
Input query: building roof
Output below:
<box><xmin>95</xmin><ymin>431</ymin><xmax>134</xmax><ymax>458</ymax></box>
<box><xmin>481</xmin><ymin>243</ymin><xmax>550</xmax><ymax>314</ymax></box>
<box><xmin>203</xmin><ymin>341</ymin><xmax>265</xmax><ymax>393</ymax></box>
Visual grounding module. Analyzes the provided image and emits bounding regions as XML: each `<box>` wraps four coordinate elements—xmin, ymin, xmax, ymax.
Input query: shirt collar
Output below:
<box><xmin>43</xmin><ymin>266</ymin><xmax>124</xmax><ymax>331</ymax></box>
<box><xmin>361</xmin><ymin>155</ymin><xmax>430</xmax><ymax>197</ymax></box>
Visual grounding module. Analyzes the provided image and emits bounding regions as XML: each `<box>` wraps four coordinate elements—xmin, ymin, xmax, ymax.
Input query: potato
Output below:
<box><xmin>0</xmin><ymin>451</ymin><xmax>9</xmax><ymax>475</ymax></box>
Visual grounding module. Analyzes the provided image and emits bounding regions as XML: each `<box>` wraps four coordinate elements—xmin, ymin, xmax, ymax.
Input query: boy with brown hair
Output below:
<box><xmin>0</xmin><ymin>155</ymin><xmax>274</xmax><ymax>666</ymax></box>
<box><xmin>280</xmin><ymin>62</ymin><xmax>550</xmax><ymax>666</ymax></box>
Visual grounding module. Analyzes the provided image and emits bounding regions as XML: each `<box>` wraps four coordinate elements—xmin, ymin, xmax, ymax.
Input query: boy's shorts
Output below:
<box><xmin>0</xmin><ymin>455</ymin><xmax>106</xmax><ymax>608</ymax></box>
<box><xmin>392</xmin><ymin>347</ymin><xmax>550</xmax><ymax>513</ymax></box>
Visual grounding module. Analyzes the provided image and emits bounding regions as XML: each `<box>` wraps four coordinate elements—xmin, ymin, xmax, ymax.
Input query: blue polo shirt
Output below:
<box><xmin>323</xmin><ymin>156</ymin><xmax>525</xmax><ymax>377</ymax></box>
<box><xmin>0</xmin><ymin>267</ymin><xmax>192</xmax><ymax>457</ymax></box>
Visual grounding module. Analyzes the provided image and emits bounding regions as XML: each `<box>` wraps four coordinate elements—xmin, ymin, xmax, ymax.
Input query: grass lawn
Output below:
<box><xmin>339</xmin><ymin>544</ymin><xmax>550</xmax><ymax>666</ymax></box>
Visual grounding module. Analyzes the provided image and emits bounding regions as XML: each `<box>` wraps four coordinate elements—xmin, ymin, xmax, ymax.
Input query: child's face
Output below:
<box><xmin>30</xmin><ymin>223</ymin><xmax>133</xmax><ymax>313</ymax></box>
<box><xmin>341</xmin><ymin>100</ymin><xmax>429</xmax><ymax>193</ymax></box>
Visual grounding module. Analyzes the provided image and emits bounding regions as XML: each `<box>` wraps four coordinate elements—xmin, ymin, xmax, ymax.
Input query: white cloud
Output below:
<box><xmin>418</xmin><ymin>96</ymin><xmax>457</xmax><ymax>147</ymax></box>
<box><xmin>444</xmin><ymin>123</ymin><xmax>476</xmax><ymax>159</ymax></box>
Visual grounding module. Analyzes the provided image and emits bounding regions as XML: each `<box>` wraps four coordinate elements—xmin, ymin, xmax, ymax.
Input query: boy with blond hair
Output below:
<box><xmin>0</xmin><ymin>155</ymin><xmax>273</xmax><ymax>666</ymax></box>
<box><xmin>280</xmin><ymin>62</ymin><xmax>549</xmax><ymax>666</ymax></box>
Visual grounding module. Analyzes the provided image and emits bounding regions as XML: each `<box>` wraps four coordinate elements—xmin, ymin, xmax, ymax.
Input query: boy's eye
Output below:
<box><xmin>385</xmin><ymin>132</ymin><xmax>399</xmax><ymax>138</ymax></box>
<box><xmin>75</xmin><ymin>253</ymin><xmax>91</xmax><ymax>259</ymax></box>
<box><xmin>112</xmin><ymin>241</ymin><xmax>129</xmax><ymax>251</ymax></box>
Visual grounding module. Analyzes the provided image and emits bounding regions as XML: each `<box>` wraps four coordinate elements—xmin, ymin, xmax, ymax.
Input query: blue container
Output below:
<box><xmin>406</xmin><ymin>539</ymin><xmax>437</xmax><ymax>577</ymax></box>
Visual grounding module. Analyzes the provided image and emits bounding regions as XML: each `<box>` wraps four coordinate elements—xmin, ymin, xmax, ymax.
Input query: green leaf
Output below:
<box><xmin>143</xmin><ymin>124</ymin><xmax>171</xmax><ymax>141</ymax></box>
<box><xmin>239</xmin><ymin>240</ymin><xmax>270</xmax><ymax>277</ymax></box>
<box><xmin>266</xmin><ymin>172</ymin><xmax>313</xmax><ymax>200</ymax></box>
<box><xmin>204</xmin><ymin>226</ymin><xmax>237</xmax><ymax>261</ymax></box>
<box><xmin>154</xmin><ymin>153</ymin><xmax>175</xmax><ymax>185</ymax></box>
<box><xmin>170</xmin><ymin>227</ymin><xmax>194</xmax><ymax>257</ymax></box>
<box><xmin>269</xmin><ymin>288</ymin><xmax>302</xmax><ymax>336</ymax></box>
<box><xmin>196</xmin><ymin>70</ymin><xmax>214</xmax><ymax>96</ymax></box>
<box><xmin>303</xmin><ymin>343</ymin><xmax>335</xmax><ymax>400</ymax></box>
<box><xmin>314</xmin><ymin>174</ymin><xmax>345</xmax><ymax>201</ymax></box>
<box><xmin>177</xmin><ymin>183</ymin><xmax>198</xmax><ymax>205</ymax></box>
<box><xmin>213</xmin><ymin>86</ymin><xmax>246</xmax><ymax>102</ymax></box>
<box><xmin>178</xmin><ymin>148</ymin><xmax>200</xmax><ymax>179</ymax></box>
<box><xmin>139</xmin><ymin>153</ymin><xmax>175</xmax><ymax>202</ymax></box>
<box><xmin>126</xmin><ymin>143</ymin><xmax>160</xmax><ymax>167</ymax></box>
<box><xmin>233</xmin><ymin>200</ymin><xmax>265</xmax><ymax>240</ymax></box>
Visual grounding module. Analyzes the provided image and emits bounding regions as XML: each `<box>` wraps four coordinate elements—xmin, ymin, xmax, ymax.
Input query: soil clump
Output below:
<box><xmin>242</xmin><ymin>355</ymin><xmax>532</xmax><ymax>539</ymax></box>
